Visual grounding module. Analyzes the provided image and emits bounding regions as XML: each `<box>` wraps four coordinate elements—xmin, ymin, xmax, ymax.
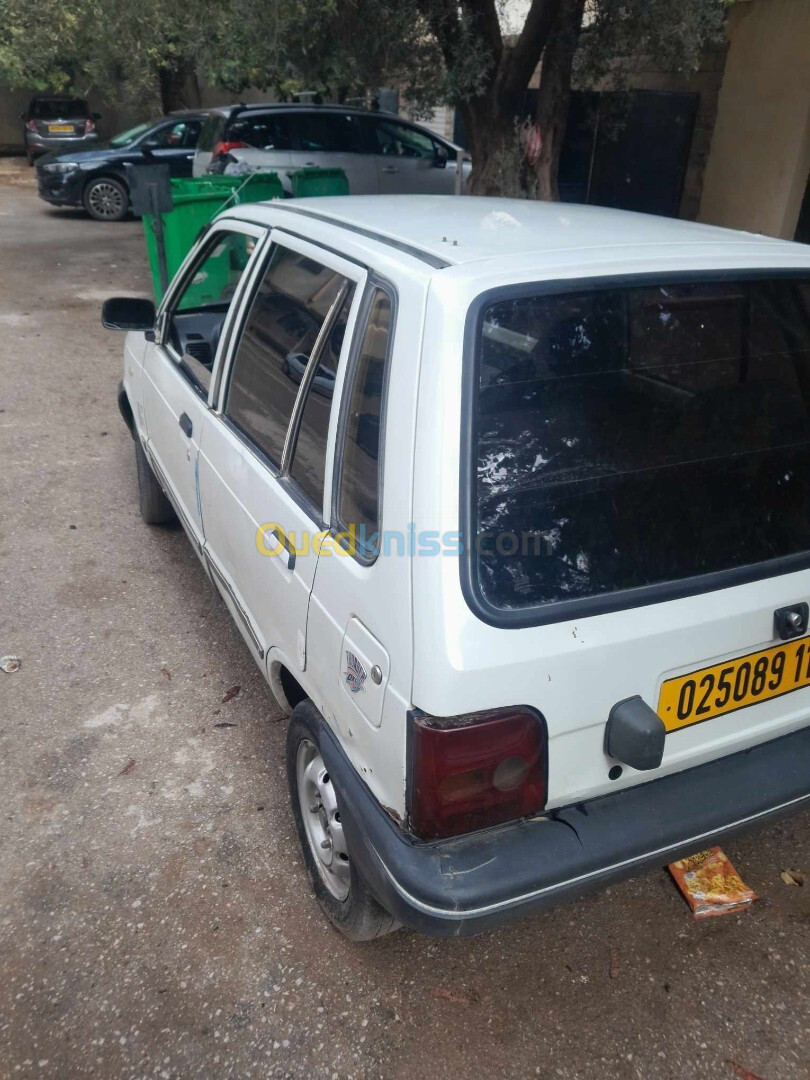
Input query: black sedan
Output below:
<box><xmin>35</xmin><ymin>111</ymin><xmax>208</xmax><ymax>221</ymax></box>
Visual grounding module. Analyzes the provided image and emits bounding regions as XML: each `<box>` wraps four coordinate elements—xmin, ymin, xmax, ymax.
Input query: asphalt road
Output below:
<box><xmin>1</xmin><ymin>167</ymin><xmax>809</xmax><ymax>1080</ymax></box>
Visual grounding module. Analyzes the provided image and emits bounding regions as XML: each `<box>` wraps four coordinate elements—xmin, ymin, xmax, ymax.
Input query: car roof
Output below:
<box><xmin>211</xmin><ymin>102</ymin><xmax>399</xmax><ymax>119</ymax></box>
<box><xmin>240</xmin><ymin>195</ymin><xmax>810</xmax><ymax>276</ymax></box>
<box><xmin>163</xmin><ymin>110</ymin><xmax>211</xmax><ymax>119</ymax></box>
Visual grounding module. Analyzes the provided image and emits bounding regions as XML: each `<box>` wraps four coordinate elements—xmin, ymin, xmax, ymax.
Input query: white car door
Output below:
<box><xmin>368</xmin><ymin>117</ymin><xmax>458</xmax><ymax>194</ymax></box>
<box><xmin>198</xmin><ymin>231</ymin><xmax>367</xmax><ymax>672</ymax></box>
<box><xmin>141</xmin><ymin>221</ymin><xmax>266</xmax><ymax>554</ymax></box>
<box><xmin>286</xmin><ymin>110</ymin><xmax>379</xmax><ymax>195</ymax></box>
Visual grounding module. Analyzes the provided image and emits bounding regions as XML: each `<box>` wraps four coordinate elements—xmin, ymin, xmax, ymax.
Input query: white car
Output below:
<box><xmin>104</xmin><ymin>195</ymin><xmax>810</xmax><ymax>939</ymax></box>
<box><xmin>193</xmin><ymin>103</ymin><xmax>470</xmax><ymax>195</ymax></box>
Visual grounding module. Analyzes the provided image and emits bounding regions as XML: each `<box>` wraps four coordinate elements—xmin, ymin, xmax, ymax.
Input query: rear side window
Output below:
<box><xmin>471</xmin><ymin>277</ymin><xmax>810</xmax><ymax>616</ymax></box>
<box><xmin>226</xmin><ymin>112</ymin><xmax>292</xmax><ymax>150</ymax></box>
<box><xmin>288</xmin><ymin>290</ymin><xmax>355</xmax><ymax>511</ymax></box>
<box><xmin>225</xmin><ymin>245</ymin><xmax>347</xmax><ymax>467</ymax></box>
<box><xmin>335</xmin><ymin>288</ymin><xmax>393</xmax><ymax>555</ymax></box>
<box><xmin>294</xmin><ymin>111</ymin><xmax>365</xmax><ymax>154</ymax></box>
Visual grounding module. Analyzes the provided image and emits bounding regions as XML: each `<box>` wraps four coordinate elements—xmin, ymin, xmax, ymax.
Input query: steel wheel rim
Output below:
<box><xmin>296</xmin><ymin>739</ymin><xmax>351</xmax><ymax>901</ymax></box>
<box><xmin>88</xmin><ymin>181</ymin><xmax>124</xmax><ymax>218</ymax></box>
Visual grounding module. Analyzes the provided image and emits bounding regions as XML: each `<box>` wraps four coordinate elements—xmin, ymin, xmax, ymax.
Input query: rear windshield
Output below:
<box><xmin>31</xmin><ymin>98</ymin><xmax>89</xmax><ymax>119</ymax></box>
<box><xmin>472</xmin><ymin>277</ymin><xmax>810</xmax><ymax>615</ymax></box>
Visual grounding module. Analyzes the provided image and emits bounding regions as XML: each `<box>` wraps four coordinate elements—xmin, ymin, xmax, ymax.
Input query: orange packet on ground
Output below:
<box><xmin>669</xmin><ymin>847</ymin><xmax>758</xmax><ymax>918</ymax></box>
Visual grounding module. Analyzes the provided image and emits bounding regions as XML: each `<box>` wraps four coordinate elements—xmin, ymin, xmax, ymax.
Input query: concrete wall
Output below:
<box><xmin>699</xmin><ymin>0</ymin><xmax>810</xmax><ymax>238</ymax></box>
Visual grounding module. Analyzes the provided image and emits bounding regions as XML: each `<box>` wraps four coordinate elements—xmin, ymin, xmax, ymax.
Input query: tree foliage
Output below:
<box><xmin>0</xmin><ymin>0</ymin><xmax>728</xmax><ymax>195</ymax></box>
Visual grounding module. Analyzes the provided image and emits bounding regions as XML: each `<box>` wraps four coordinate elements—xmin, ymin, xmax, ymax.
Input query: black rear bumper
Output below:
<box><xmin>317</xmin><ymin>718</ymin><xmax>810</xmax><ymax>937</ymax></box>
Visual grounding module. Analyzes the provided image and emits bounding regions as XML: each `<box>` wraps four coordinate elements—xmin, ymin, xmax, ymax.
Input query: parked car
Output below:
<box><xmin>194</xmin><ymin>103</ymin><xmax>470</xmax><ymax>194</ymax></box>
<box><xmin>36</xmin><ymin>111</ymin><xmax>208</xmax><ymax>221</ymax></box>
<box><xmin>21</xmin><ymin>96</ymin><xmax>100</xmax><ymax>164</ymax></box>
<box><xmin>103</xmin><ymin>196</ymin><xmax>810</xmax><ymax>939</ymax></box>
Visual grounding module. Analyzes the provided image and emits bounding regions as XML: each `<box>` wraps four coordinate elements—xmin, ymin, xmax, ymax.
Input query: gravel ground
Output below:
<box><xmin>1</xmin><ymin>166</ymin><xmax>809</xmax><ymax>1080</ymax></box>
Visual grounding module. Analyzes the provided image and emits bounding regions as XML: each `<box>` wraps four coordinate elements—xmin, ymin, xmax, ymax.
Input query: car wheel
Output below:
<box><xmin>83</xmin><ymin>176</ymin><xmax>129</xmax><ymax>222</ymax></box>
<box><xmin>134</xmin><ymin>438</ymin><xmax>177</xmax><ymax>525</ymax></box>
<box><xmin>286</xmin><ymin>700</ymin><xmax>400</xmax><ymax>941</ymax></box>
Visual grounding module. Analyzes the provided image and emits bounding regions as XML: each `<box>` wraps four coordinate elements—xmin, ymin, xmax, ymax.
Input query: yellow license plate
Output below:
<box><xmin>48</xmin><ymin>124</ymin><xmax>73</xmax><ymax>132</ymax></box>
<box><xmin>658</xmin><ymin>637</ymin><xmax>810</xmax><ymax>732</ymax></box>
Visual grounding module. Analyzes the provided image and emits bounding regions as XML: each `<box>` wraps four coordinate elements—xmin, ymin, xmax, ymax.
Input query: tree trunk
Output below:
<box><xmin>531</xmin><ymin>0</ymin><xmax>585</xmax><ymax>200</ymax></box>
<box><xmin>462</xmin><ymin>98</ymin><xmax>528</xmax><ymax>198</ymax></box>
<box><xmin>158</xmin><ymin>56</ymin><xmax>199</xmax><ymax>114</ymax></box>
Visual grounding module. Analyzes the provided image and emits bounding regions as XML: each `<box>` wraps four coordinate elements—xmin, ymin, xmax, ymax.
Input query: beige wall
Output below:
<box><xmin>699</xmin><ymin>0</ymin><xmax>810</xmax><ymax>238</ymax></box>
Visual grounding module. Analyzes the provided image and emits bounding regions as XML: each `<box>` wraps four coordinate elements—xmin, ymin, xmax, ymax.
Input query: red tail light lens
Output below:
<box><xmin>85</xmin><ymin>118</ymin><xmax>95</xmax><ymax>135</ymax></box>
<box><xmin>409</xmin><ymin>707</ymin><xmax>547</xmax><ymax>839</ymax></box>
<box><xmin>26</xmin><ymin>119</ymin><xmax>37</xmax><ymax>131</ymax></box>
<box><xmin>212</xmin><ymin>140</ymin><xmax>247</xmax><ymax>158</ymax></box>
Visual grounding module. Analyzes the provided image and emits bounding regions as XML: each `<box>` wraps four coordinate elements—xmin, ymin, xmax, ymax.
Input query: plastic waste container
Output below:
<box><xmin>143</xmin><ymin>172</ymin><xmax>283</xmax><ymax>301</ymax></box>
<box><xmin>288</xmin><ymin>167</ymin><xmax>350</xmax><ymax>198</ymax></box>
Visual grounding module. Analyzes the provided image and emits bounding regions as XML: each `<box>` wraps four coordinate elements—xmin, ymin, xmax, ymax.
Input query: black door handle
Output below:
<box><xmin>179</xmin><ymin>412</ymin><xmax>193</xmax><ymax>438</ymax></box>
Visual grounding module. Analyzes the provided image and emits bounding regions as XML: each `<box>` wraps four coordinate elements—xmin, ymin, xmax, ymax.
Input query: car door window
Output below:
<box><xmin>370</xmin><ymin>119</ymin><xmax>437</xmax><ymax>159</ymax></box>
<box><xmin>335</xmin><ymin>287</ymin><xmax>393</xmax><ymax>556</ymax></box>
<box><xmin>225</xmin><ymin>245</ymin><xmax>348</xmax><ymax>468</ymax></box>
<box><xmin>179</xmin><ymin>121</ymin><xmax>202</xmax><ymax>147</ymax></box>
<box><xmin>295</xmin><ymin>111</ymin><xmax>366</xmax><ymax>154</ymax></box>
<box><xmin>287</xmin><ymin>290</ymin><xmax>355</xmax><ymax>510</ymax></box>
<box><xmin>166</xmin><ymin>229</ymin><xmax>259</xmax><ymax>389</ymax></box>
<box><xmin>227</xmin><ymin>112</ymin><xmax>292</xmax><ymax>150</ymax></box>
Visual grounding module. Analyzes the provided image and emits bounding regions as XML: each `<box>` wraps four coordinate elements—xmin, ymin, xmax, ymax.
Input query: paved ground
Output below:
<box><xmin>1</xmin><ymin>164</ymin><xmax>809</xmax><ymax>1080</ymax></box>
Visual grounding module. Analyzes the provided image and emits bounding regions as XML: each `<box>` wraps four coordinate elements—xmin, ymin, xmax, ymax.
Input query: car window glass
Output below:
<box><xmin>473</xmin><ymin>277</ymin><xmax>810</xmax><ymax>611</ymax></box>
<box><xmin>149</xmin><ymin>122</ymin><xmax>193</xmax><ymax>148</ymax></box>
<box><xmin>198</xmin><ymin>114</ymin><xmax>224</xmax><ymax>152</ymax></box>
<box><xmin>288</xmin><ymin>289</ymin><xmax>355</xmax><ymax>511</ymax></box>
<box><xmin>371</xmin><ymin>120</ymin><xmax>435</xmax><ymax>159</ymax></box>
<box><xmin>227</xmin><ymin>113</ymin><xmax>292</xmax><ymax>150</ymax></box>
<box><xmin>110</xmin><ymin>123</ymin><xmax>151</xmax><ymax>148</ymax></box>
<box><xmin>225</xmin><ymin>245</ymin><xmax>348</xmax><ymax>467</ymax></box>
<box><xmin>295</xmin><ymin>112</ymin><xmax>365</xmax><ymax>154</ymax></box>
<box><xmin>179</xmin><ymin>121</ymin><xmax>202</xmax><ymax>147</ymax></box>
<box><xmin>30</xmin><ymin>99</ymin><xmax>88</xmax><ymax>120</ymax></box>
<box><xmin>336</xmin><ymin>288</ymin><xmax>392</xmax><ymax>553</ymax></box>
<box><xmin>166</xmin><ymin>230</ymin><xmax>258</xmax><ymax>386</ymax></box>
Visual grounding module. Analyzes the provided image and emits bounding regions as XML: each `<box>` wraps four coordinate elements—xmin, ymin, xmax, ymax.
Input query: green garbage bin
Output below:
<box><xmin>143</xmin><ymin>172</ymin><xmax>283</xmax><ymax>301</ymax></box>
<box><xmin>288</xmin><ymin>167</ymin><xmax>350</xmax><ymax>198</ymax></box>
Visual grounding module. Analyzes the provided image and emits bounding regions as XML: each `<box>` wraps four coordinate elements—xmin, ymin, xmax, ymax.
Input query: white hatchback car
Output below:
<box><xmin>104</xmin><ymin>196</ymin><xmax>810</xmax><ymax>939</ymax></box>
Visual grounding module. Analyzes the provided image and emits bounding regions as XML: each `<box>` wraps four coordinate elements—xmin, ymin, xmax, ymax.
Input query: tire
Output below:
<box><xmin>134</xmin><ymin>438</ymin><xmax>176</xmax><ymax>525</ymax></box>
<box><xmin>286</xmin><ymin>700</ymin><xmax>400</xmax><ymax>941</ymax></box>
<box><xmin>83</xmin><ymin>176</ymin><xmax>129</xmax><ymax>222</ymax></box>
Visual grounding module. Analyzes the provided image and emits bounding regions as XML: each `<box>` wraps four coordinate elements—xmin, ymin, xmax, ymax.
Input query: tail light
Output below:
<box><xmin>212</xmin><ymin>140</ymin><xmax>247</xmax><ymax>158</ymax></box>
<box><xmin>409</xmin><ymin>707</ymin><xmax>547</xmax><ymax>839</ymax></box>
<box><xmin>26</xmin><ymin>119</ymin><xmax>37</xmax><ymax>131</ymax></box>
<box><xmin>84</xmin><ymin>118</ymin><xmax>95</xmax><ymax>135</ymax></box>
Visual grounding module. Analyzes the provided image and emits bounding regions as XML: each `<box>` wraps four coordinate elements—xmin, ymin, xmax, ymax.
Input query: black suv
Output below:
<box><xmin>36</xmin><ymin>111</ymin><xmax>208</xmax><ymax>221</ymax></box>
<box><xmin>22</xmin><ymin>96</ymin><xmax>101</xmax><ymax>164</ymax></box>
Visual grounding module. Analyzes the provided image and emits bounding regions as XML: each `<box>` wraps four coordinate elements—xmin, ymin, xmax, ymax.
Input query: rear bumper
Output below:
<box><xmin>26</xmin><ymin>133</ymin><xmax>98</xmax><ymax>155</ymax></box>
<box><xmin>318</xmin><ymin>718</ymin><xmax>810</xmax><ymax>937</ymax></box>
